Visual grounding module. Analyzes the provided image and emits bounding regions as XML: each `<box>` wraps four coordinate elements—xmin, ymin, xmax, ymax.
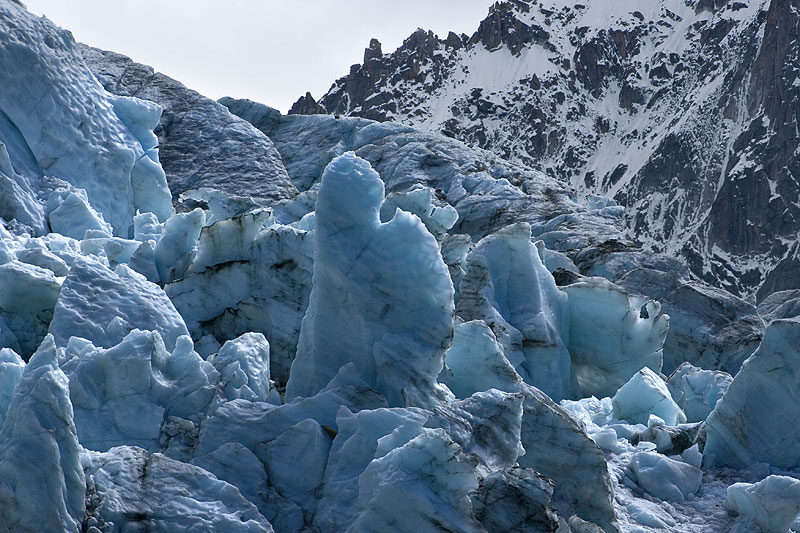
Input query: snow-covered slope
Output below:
<box><xmin>296</xmin><ymin>0</ymin><xmax>800</xmax><ymax>301</ymax></box>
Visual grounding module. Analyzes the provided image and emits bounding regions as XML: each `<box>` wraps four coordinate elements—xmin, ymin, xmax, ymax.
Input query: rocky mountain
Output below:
<box><xmin>293</xmin><ymin>0</ymin><xmax>800</xmax><ymax>302</ymax></box>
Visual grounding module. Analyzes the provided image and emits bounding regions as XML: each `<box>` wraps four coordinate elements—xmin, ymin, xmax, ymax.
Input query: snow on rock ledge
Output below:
<box><xmin>286</xmin><ymin>152</ymin><xmax>454</xmax><ymax>407</ymax></box>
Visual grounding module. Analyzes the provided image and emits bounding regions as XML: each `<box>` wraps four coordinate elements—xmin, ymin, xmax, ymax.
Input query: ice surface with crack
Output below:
<box><xmin>286</xmin><ymin>152</ymin><xmax>454</xmax><ymax>407</ymax></box>
<box><xmin>726</xmin><ymin>475</ymin><xmax>800</xmax><ymax>532</ymax></box>
<box><xmin>155</xmin><ymin>208</ymin><xmax>205</xmax><ymax>284</ymax></box>
<box><xmin>190</xmin><ymin>442</ymin><xmax>304</xmax><ymax>532</ymax></box>
<box><xmin>563</xmin><ymin>277</ymin><xmax>668</xmax><ymax>397</ymax></box>
<box><xmin>349</xmin><ymin>429</ymin><xmax>484</xmax><ymax>533</ymax></box>
<box><xmin>455</xmin><ymin>222</ymin><xmax>576</xmax><ymax>400</ymax></box>
<box><xmin>256</xmin><ymin>418</ymin><xmax>332</xmax><ymax>520</ymax></box>
<box><xmin>314</xmin><ymin>406</ymin><xmax>428</xmax><ymax>530</ymax></box>
<box><xmin>61</xmin><ymin>330</ymin><xmax>217</xmax><ymax>452</ymax></box>
<box><xmin>444</xmin><ymin>319</ymin><xmax>617</xmax><ymax>530</ymax></box>
<box><xmin>167</xmin><ymin>209</ymin><xmax>313</xmax><ymax>386</ymax></box>
<box><xmin>612</xmin><ymin>367</ymin><xmax>686</xmax><ymax>426</ymax></box>
<box><xmin>705</xmin><ymin>317</ymin><xmax>800</xmax><ymax>468</ymax></box>
<box><xmin>0</xmin><ymin>335</ymin><xmax>85</xmax><ymax>532</ymax></box>
<box><xmin>0</xmin><ymin>348</ymin><xmax>23</xmax><ymax>427</ymax></box>
<box><xmin>84</xmin><ymin>446</ymin><xmax>272</xmax><ymax>532</ymax></box>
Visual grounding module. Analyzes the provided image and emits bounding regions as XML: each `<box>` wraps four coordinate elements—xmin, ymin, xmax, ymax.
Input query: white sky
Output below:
<box><xmin>23</xmin><ymin>1</ymin><xmax>492</xmax><ymax>113</ymax></box>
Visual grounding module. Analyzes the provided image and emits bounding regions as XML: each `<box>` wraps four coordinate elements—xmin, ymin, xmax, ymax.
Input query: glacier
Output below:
<box><xmin>0</xmin><ymin>1</ymin><xmax>798</xmax><ymax>531</ymax></box>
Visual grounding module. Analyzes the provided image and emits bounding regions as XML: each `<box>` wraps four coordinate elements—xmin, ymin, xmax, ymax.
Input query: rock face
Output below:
<box><xmin>79</xmin><ymin>45</ymin><xmax>298</xmax><ymax>206</ymax></box>
<box><xmin>295</xmin><ymin>0</ymin><xmax>800</xmax><ymax>300</ymax></box>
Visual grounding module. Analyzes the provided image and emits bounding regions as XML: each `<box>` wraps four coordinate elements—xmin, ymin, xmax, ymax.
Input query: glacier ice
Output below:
<box><xmin>313</xmin><ymin>406</ymin><xmax>428</xmax><ymax>530</ymax></box>
<box><xmin>726</xmin><ymin>475</ymin><xmax>800</xmax><ymax>532</ymax></box>
<box><xmin>0</xmin><ymin>2</ymin><xmax>795</xmax><ymax>529</ymax></box>
<box><xmin>444</xmin><ymin>319</ymin><xmax>617</xmax><ymax>530</ymax></box>
<box><xmin>0</xmin><ymin>335</ymin><xmax>85</xmax><ymax>532</ymax></box>
<box><xmin>154</xmin><ymin>208</ymin><xmax>205</xmax><ymax>284</ymax></box>
<box><xmin>0</xmin><ymin>259</ymin><xmax>61</xmax><ymax>357</ymax></box>
<box><xmin>456</xmin><ymin>222</ymin><xmax>576</xmax><ymax>400</ymax></box>
<box><xmin>82</xmin><ymin>45</ymin><xmax>298</xmax><ymax>206</ymax></box>
<box><xmin>379</xmin><ymin>184</ymin><xmax>459</xmax><ymax>240</ymax></box>
<box><xmin>46</xmin><ymin>186</ymin><xmax>113</xmax><ymax>240</ymax></box>
<box><xmin>611</xmin><ymin>367</ymin><xmax>686</xmax><ymax>426</ymax></box>
<box><xmin>84</xmin><ymin>446</ymin><xmax>272</xmax><ymax>532</ymax></box>
<box><xmin>425</xmin><ymin>389</ymin><xmax>525</xmax><ymax>474</ymax></box>
<box><xmin>624</xmin><ymin>451</ymin><xmax>702</xmax><ymax>502</ymax></box>
<box><xmin>472</xmin><ymin>467</ymin><xmax>560</xmax><ymax>532</ymax></box>
<box><xmin>666</xmin><ymin>362</ymin><xmax>731</xmax><ymax>423</ymax></box>
<box><xmin>286</xmin><ymin>152</ymin><xmax>454</xmax><ymax>407</ymax></box>
<box><xmin>61</xmin><ymin>330</ymin><xmax>216</xmax><ymax>453</ymax></box>
<box><xmin>0</xmin><ymin>0</ymin><xmax>172</xmax><ymax>235</ymax></box>
<box><xmin>348</xmin><ymin>429</ymin><xmax>484</xmax><ymax>533</ymax></box>
<box><xmin>704</xmin><ymin>317</ymin><xmax>800</xmax><ymax>468</ymax></box>
<box><xmin>563</xmin><ymin>277</ymin><xmax>668</xmax><ymax>398</ymax></box>
<box><xmin>0</xmin><ymin>347</ymin><xmax>23</xmax><ymax>427</ymax></box>
<box><xmin>196</xmin><ymin>368</ymin><xmax>387</xmax><ymax>458</ymax></box>
<box><xmin>190</xmin><ymin>442</ymin><xmax>305</xmax><ymax>532</ymax></box>
<box><xmin>759</xmin><ymin>289</ymin><xmax>800</xmax><ymax>322</ymax></box>
<box><xmin>49</xmin><ymin>257</ymin><xmax>190</xmax><ymax>351</ymax></box>
<box><xmin>0</xmin><ymin>142</ymin><xmax>45</xmax><ymax>233</ymax></box>
<box><xmin>614</xmin><ymin>267</ymin><xmax>763</xmax><ymax>375</ymax></box>
<box><xmin>16</xmin><ymin>246</ymin><xmax>69</xmax><ymax>276</ymax></box>
<box><xmin>256</xmin><ymin>418</ymin><xmax>332</xmax><ymax>519</ymax></box>
<box><xmin>167</xmin><ymin>209</ymin><xmax>313</xmax><ymax>385</ymax></box>
<box><xmin>208</xmin><ymin>332</ymin><xmax>271</xmax><ymax>407</ymax></box>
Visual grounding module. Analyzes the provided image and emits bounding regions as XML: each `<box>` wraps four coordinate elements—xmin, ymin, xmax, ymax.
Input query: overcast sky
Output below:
<box><xmin>23</xmin><ymin>1</ymin><xmax>492</xmax><ymax>112</ymax></box>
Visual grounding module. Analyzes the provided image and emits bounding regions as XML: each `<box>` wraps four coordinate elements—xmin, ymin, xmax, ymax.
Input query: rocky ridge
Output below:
<box><xmin>294</xmin><ymin>0</ymin><xmax>800</xmax><ymax>301</ymax></box>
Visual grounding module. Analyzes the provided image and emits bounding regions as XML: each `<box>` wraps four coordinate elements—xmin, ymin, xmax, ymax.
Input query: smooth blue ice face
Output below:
<box><xmin>563</xmin><ymin>277</ymin><xmax>668</xmax><ymax>398</ymax></box>
<box><xmin>611</xmin><ymin>367</ymin><xmax>686</xmax><ymax>426</ymax></box>
<box><xmin>286</xmin><ymin>152</ymin><xmax>454</xmax><ymax>408</ymax></box>
<box><xmin>726</xmin><ymin>475</ymin><xmax>800</xmax><ymax>532</ymax></box>
<box><xmin>456</xmin><ymin>222</ymin><xmax>576</xmax><ymax>401</ymax></box>
<box><xmin>704</xmin><ymin>317</ymin><xmax>800</xmax><ymax>468</ymax></box>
